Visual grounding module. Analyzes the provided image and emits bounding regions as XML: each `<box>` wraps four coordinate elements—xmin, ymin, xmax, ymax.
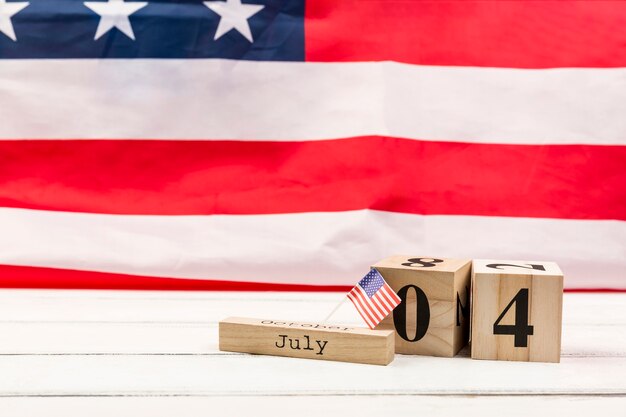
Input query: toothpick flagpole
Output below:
<box><xmin>321</xmin><ymin>296</ymin><xmax>347</xmax><ymax>323</ymax></box>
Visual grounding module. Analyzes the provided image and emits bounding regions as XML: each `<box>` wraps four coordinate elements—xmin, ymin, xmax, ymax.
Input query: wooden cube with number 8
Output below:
<box><xmin>471</xmin><ymin>260</ymin><xmax>564</xmax><ymax>363</ymax></box>
<box><xmin>373</xmin><ymin>256</ymin><xmax>471</xmax><ymax>357</ymax></box>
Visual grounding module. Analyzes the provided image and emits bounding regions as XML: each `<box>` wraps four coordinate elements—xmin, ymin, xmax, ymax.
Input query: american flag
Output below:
<box><xmin>0</xmin><ymin>1</ymin><xmax>624</xmax><ymax>291</ymax></box>
<box><xmin>347</xmin><ymin>269</ymin><xmax>401</xmax><ymax>329</ymax></box>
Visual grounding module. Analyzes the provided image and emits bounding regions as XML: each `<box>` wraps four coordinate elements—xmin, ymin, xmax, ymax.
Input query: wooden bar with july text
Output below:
<box><xmin>219</xmin><ymin>317</ymin><xmax>395</xmax><ymax>366</ymax></box>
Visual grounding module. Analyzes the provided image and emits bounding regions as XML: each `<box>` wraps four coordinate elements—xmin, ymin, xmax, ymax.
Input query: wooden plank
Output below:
<box><xmin>0</xmin><ymin>354</ymin><xmax>624</xmax><ymax>396</ymax></box>
<box><xmin>0</xmin><ymin>290</ymin><xmax>621</xmax><ymax>325</ymax></box>
<box><xmin>1</xmin><ymin>396</ymin><xmax>625</xmax><ymax>417</ymax></box>
<box><xmin>0</xmin><ymin>290</ymin><xmax>623</xmax><ymax>401</ymax></box>
<box><xmin>0</xmin><ymin>322</ymin><xmax>217</xmax><ymax>354</ymax></box>
<box><xmin>0</xmin><ymin>322</ymin><xmax>622</xmax><ymax>357</ymax></box>
<box><xmin>0</xmin><ymin>287</ymin><xmax>621</xmax><ymax>417</ymax></box>
<box><xmin>219</xmin><ymin>317</ymin><xmax>395</xmax><ymax>365</ymax></box>
<box><xmin>0</xmin><ymin>290</ymin><xmax>359</xmax><ymax>324</ymax></box>
<box><xmin>0</xmin><ymin>292</ymin><xmax>622</xmax><ymax>358</ymax></box>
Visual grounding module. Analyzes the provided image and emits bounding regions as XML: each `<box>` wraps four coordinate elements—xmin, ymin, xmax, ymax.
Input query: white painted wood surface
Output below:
<box><xmin>0</xmin><ymin>290</ymin><xmax>624</xmax><ymax>416</ymax></box>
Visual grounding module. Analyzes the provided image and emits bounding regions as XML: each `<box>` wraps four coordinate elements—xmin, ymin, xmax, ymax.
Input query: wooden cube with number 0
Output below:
<box><xmin>471</xmin><ymin>260</ymin><xmax>564</xmax><ymax>363</ymax></box>
<box><xmin>373</xmin><ymin>256</ymin><xmax>471</xmax><ymax>357</ymax></box>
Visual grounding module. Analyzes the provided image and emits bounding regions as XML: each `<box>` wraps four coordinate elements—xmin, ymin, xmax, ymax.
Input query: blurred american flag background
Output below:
<box><xmin>0</xmin><ymin>0</ymin><xmax>624</xmax><ymax>291</ymax></box>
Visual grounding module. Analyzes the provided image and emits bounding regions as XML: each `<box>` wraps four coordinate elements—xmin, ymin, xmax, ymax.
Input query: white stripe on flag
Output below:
<box><xmin>377</xmin><ymin>286</ymin><xmax>395</xmax><ymax>309</ymax></box>
<box><xmin>375</xmin><ymin>290</ymin><xmax>393</xmax><ymax>312</ymax></box>
<box><xmin>348</xmin><ymin>291</ymin><xmax>375</xmax><ymax>328</ymax></box>
<box><xmin>0</xmin><ymin>207</ymin><xmax>623</xmax><ymax>289</ymax></box>
<box><xmin>368</xmin><ymin>290</ymin><xmax>391</xmax><ymax>316</ymax></box>
<box><xmin>382</xmin><ymin>284</ymin><xmax>401</xmax><ymax>305</ymax></box>
<box><xmin>363</xmin><ymin>288</ymin><xmax>392</xmax><ymax>320</ymax></box>
<box><xmin>0</xmin><ymin>60</ymin><xmax>624</xmax><ymax>145</ymax></box>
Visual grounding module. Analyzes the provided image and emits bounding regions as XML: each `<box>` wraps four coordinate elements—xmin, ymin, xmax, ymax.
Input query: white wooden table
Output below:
<box><xmin>0</xmin><ymin>290</ymin><xmax>624</xmax><ymax>416</ymax></box>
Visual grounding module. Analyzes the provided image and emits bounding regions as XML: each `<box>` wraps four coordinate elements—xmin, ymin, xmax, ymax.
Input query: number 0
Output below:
<box><xmin>493</xmin><ymin>288</ymin><xmax>534</xmax><ymax>347</ymax></box>
<box><xmin>393</xmin><ymin>285</ymin><xmax>430</xmax><ymax>342</ymax></box>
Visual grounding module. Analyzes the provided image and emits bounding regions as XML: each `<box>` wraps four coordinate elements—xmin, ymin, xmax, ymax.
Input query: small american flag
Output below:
<box><xmin>347</xmin><ymin>269</ymin><xmax>401</xmax><ymax>329</ymax></box>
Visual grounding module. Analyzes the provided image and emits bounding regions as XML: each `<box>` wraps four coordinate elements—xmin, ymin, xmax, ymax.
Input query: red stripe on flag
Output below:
<box><xmin>0</xmin><ymin>264</ymin><xmax>352</xmax><ymax>291</ymax></box>
<box><xmin>356</xmin><ymin>286</ymin><xmax>386</xmax><ymax>322</ymax></box>
<box><xmin>386</xmin><ymin>285</ymin><xmax>402</xmax><ymax>304</ymax></box>
<box><xmin>0</xmin><ymin>264</ymin><xmax>622</xmax><ymax>292</ymax></box>
<box><xmin>305</xmin><ymin>0</ymin><xmax>626</xmax><ymax>68</ymax></box>
<box><xmin>348</xmin><ymin>290</ymin><xmax>376</xmax><ymax>328</ymax></box>
<box><xmin>374</xmin><ymin>291</ymin><xmax>393</xmax><ymax>312</ymax></box>
<box><xmin>379</xmin><ymin>285</ymin><xmax>400</xmax><ymax>308</ymax></box>
<box><xmin>348</xmin><ymin>292</ymin><xmax>374</xmax><ymax>328</ymax></box>
<box><xmin>386</xmin><ymin>284</ymin><xmax>401</xmax><ymax>304</ymax></box>
<box><xmin>360</xmin><ymin>286</ymin><xmax>392</xmax><ymax>321</ymax></box>
<box><xmin>353</xmin><ymin>287</ymin><xmax>383</xmax><ymax>322</ymax></box>
<box><xmin>1</xmin><ymin>138</ymin><xmax>624</xmax><ymax>220</ymax></box>
<box><xmin>367</xmin><ymin>291</ymin><xmax>389</xmax><ymax>318</ymax></box>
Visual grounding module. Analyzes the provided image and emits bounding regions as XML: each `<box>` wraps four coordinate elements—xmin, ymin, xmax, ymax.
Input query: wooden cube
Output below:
<box><xmin>373</xmin><ymin>256</ymin><xmax>471</xmax><ymax>357</ymax></box>
<box><xmin>471</xmin><ymin>260</ymin><xmax>564</xmax><ymax>363</ymax></box>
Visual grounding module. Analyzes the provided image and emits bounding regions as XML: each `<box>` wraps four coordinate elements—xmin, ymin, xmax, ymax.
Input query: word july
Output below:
<box><xmin>275</xmin><ymin>334</ymin><xmax>327</xmax><ymax>355</ymax></box>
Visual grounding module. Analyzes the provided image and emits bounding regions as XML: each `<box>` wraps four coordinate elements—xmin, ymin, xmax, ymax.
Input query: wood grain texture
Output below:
<box><xmin>373</xmin><ymin>256</ymin><xmax>471</xmax><ymax>357</ymax></box>
<box><xmin>1</xmin><ymin>354</ymin><xmax>625</xmax><ymax>396</ymax></box>
<box><xmin>1</xmin><ymin>396</ymin><xmax>625</xmax><ymax>417</ymax></box>
<box><xmin>219</xmin><ymin>317</ymin><xmax>395</xmax><ymax>365</ymax></box>
<box><xmin>471</xmin><ymin>260</ymin><xmax>564</xmax><ymax>363</ymax></box>
<box><xmin>0</xmin><ymin>289</ymin><xmax>622</xmax><ymax>416</ymax></box>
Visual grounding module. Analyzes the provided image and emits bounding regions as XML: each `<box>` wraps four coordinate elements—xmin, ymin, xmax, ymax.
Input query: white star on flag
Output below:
<box><xmin>0</xmin><ymin>0</ymin><xmax>28</xmax><ymax>41</ymax></box>
<box><xmin>84</xmin><ymin>0</ymin><xmax>147</xmax><ymax>41</ymax></box>
<box><xmin>204</xmin><ymin>0</ymin><xmax>264</xmax><ymax>43</ymax></box>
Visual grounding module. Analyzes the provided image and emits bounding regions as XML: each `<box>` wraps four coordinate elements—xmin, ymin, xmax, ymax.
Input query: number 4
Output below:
<box><xmin>493</xmin><ymin>288</ymin><xmax>534</xmax><ymax>347</ymax></box>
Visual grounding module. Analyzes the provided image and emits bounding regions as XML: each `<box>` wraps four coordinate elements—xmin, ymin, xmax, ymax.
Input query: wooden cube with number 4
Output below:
<box><xmin>373</xmin><ymin>256</ymin><xmax>471</xmax><ymax>357</ymax></box>
<box><xmin>471</xmin><ymin>260</ymin><xmax>564</xmax><ymax>363</ymax></box>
